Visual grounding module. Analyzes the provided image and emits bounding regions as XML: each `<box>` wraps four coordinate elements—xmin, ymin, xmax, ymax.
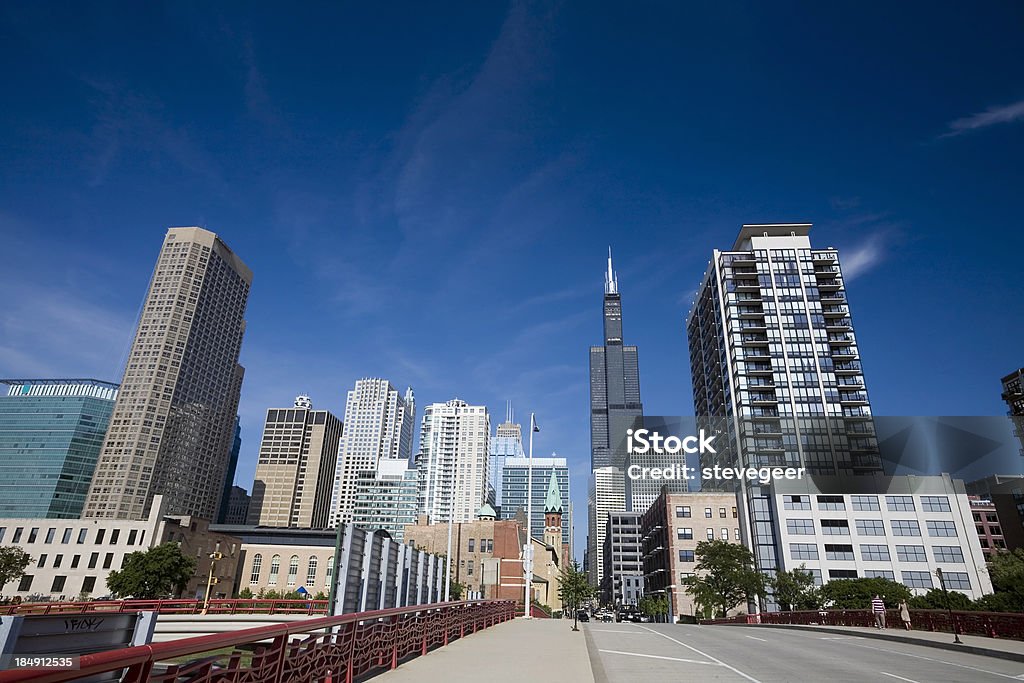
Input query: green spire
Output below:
<box><xmin>544</xmin><ymin>470</ymin><xmax>563</xmax><ymax>513</ymax></box>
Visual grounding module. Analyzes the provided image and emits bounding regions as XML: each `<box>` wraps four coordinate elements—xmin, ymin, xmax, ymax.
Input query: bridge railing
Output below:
<box><xmin>0</xmin><ymin>599</ymin><xmax>329</xmax><ymax>617</ymax></box>
<box><xmin>0</xmin><ymin>599</ymin><xmax>518</xmax><ymax>683</ymax></box>
<box><xmin>703</xmin><ymin>609</ymin><xmax>1024</xmax><ymax>640</ymax></box>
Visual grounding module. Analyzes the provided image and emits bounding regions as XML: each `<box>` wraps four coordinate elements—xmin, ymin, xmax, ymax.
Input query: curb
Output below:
<box><xmin>718</xmin><ymin>623</ymin><xmax>1024</xmax><ymax>663</ymax></box>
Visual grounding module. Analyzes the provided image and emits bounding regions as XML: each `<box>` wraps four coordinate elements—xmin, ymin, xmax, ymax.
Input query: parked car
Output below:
<box><xmin>576</xmin><ymin>610</ymin><xmax>590</xmax><ymax>622</ymax></box>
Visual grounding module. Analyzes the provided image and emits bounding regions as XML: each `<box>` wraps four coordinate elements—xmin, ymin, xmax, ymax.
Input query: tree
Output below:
<box><xmin>448</xmin><ymin>579</ymin><xmax>464</xmax><ymax>600</ymax></box>
<box><xmin>770</xmin><ymin>565</ymin><xmax>820</xmax><ymax>611</ymax></box>
<box><xmin>0</xmin><ymin>546</ymin><xmax>32</xmax><ymax>588</ymax></box>
<box><xmin>682</xmin><ymin>540</ymin><xmax>765</xmax><ymax>618</ymax></box>
<box><xmin>106</xmin><ymin>542</ymin><xmax>196</xmax><ymax>599</ymax></box>
<box><xmin>639</xmin><ymin>595</ymin><xmax>669</xmax><ymax>622</ymax></box>
<box><xmin>238</xmin><ymin>587</ymin><xmax>254</xmax><ymax>599</ymax></box>
<box><xmin>558</xmin><ymin>561</ymin><xmax>595</xmax><ymax>631</ymax></box>
<box><xmin>818</xmin><ymin>577</ymin><xmax>911</xmax><ymax>610</ymax></box>
<box><xmin>986</xmin><ymin>548</ymin><xmax>1024</xmax><ymax>612</ymax></box>
<box><xmin>908</xmin><ymin>588</ymin><xmax>973</xmax><ymax>611</ymax></box>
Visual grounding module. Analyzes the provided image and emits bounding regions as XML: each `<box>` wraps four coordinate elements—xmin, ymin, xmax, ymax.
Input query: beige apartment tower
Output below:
<box><xmin>248</xmin><ymin>395</ymin><xmax>343</xmax><ymax>528</ymax></box>
<box><xmin>83</xmin><ymin>227</ymin><xmax>252</xmax><ymax>521</ymax></box>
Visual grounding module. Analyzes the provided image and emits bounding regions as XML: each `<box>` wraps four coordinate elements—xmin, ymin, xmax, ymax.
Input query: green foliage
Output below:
<box><xmin>237</xmin><ymin>587</ymin><xmax>254</xmax><ymax>599</ymax></box>
<box><xmin>448</xmin><ymin>579</ymin><xmax>464</xmax><ymax>600</ymax></box>
<box><xmin>818</xmin><ymin>577</ymin><xmax>911</xmax><ymax>609</ymax></box>
<box><xmin>0</xmin><ymin>546</ymin><xmax>33</xmax><ymax>587</ymax></box>
<box><xmin>639</xmin><ymin>595</ymin><xmax>669</xmax><ymax>620</ymax></box>
<box><xmin>770</xmin><ymin>565</ymin><xmax>821</xmax><ymax>611</ymax></box>
<box><xmin>681</xmin><ymin>540</ymin><xmax>765</xmax><ymax>618</ymax></box>
<box><xmin>973</xmin><ymin>591</ymin><xmax>1020</xmax><ymax>613</ymax></box>
<box><xmin>558</xmin><ymin>561</ymin><xmax>595</xmax><ymax>629</ymax></box>
<box><xmin>908</xmin><ymin>588</ymin><xmax>974</xmax><ymax>611</ymax></box>
<box><xmin>106</xmin><ymin>542</ymin><xmax>197</xmax><ymax>599</ymax></box>
<box><xmin>986</xmin><ymin>548</ymin><xmax>1024</xmax><ymax>612</ymax></box>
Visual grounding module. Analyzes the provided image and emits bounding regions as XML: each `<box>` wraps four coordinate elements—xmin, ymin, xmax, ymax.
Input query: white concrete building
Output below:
<box><xmin>588</xmin><ymin>466</ymin><xmax>625</xmax><ymax>587</ymax></box>
<box><xmin>329</xmin><ymin>379</ymin><xmax>415</xmax><ymax>527</ymax></box>
<box><xmin>417</xmin><ymin>399</ymin><xmax>490</xmax><ymax>523</ymax></box>
<box><xmin>774</xmin><ymin>474</ymin><xmax>993</xmax><ymax>600</ymax></box>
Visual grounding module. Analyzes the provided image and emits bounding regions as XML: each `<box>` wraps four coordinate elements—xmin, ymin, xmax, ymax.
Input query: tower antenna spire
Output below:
<box><xmin>605</xmin><ymin>247</ymin><xmax>618</xmax><ymax>294</ymax></box>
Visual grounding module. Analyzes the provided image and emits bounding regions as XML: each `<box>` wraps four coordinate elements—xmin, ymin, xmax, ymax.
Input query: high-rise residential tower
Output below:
<box><xmin>0</xmin><ymin>379</ymin><xmax>119</xmax><ymax>518</ymax></box>
<box><xmin>351</xmin><ymin>458</ymin><xmax>419</xmax><ymax>541</ymax></box>
<box><xmin>417</xmin><ymin>399</ymin><xmax>490</xmax><ymax>524</ymax></box>
<box><xmin>488</xmin><ymin>404</ymin><xmax>525</xmax><ymax>509</ymax></box>
<box><xmin>499</xmin><ymin>455</ymin><xmax>570</xmax><ymax>545</ymax></box>
<box><xmin>686</xmin><ymin>224</ymin><xmax>881</xmax><ymax>576</ymax></box>
<box><xmin>588</xmin><ymin>249</ymin><xmax>642</xmax><ymax>587</ymax></box>
<box><xmin>328</xmin><ymin>379</ymin><xmax>415</xmax><ymax>527</ymax></box>
<box><xmin>248</xmin><ymin>395</ymin><xmax>343</xmax><ymax>528</ymax></box>
<box><xmin>588</xmin><ymin>465</ymin><xmax>626</xmax><ymax>586</ymax></box>
<box><xmin>84</xmin><ymin>227</ymin><xmax>252</xmax><ymax>521</ymax></box>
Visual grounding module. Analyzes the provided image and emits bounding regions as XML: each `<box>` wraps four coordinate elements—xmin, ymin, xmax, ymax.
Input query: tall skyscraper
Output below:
<box><xmin>588</xmin><ymin>249</ymin><xmax>642</xmax><ymax>586</ymax></box>
<box><xmin>588</xmin><ymin>466</ymin><xmax>625</xmax><ymax>587</ymax></box>
<box><xmin>417</xmin><ymin>399</ymin><xmax>490</xmax><ymax>523</ymax></box>
<box><xmin>351</xmin><ymin>458</ymin><xmax>419</xmax><ymax>541</ymax></box>
<box><xmin>329</xmin><ymin>379</ymin><xmax>415</xmax><ymax>527</ymax></box>
<box><xmin>488</xmin><ymin>404</ymin><xmax>525</xmax><ymax>509</ymax></box>
<box><xmin>248</xmin><ymin>395</ymin><xmax>343</xmax><ymax>528</ymax></box>
<box><xmin>216</xmin><ymin>417</ymin><xmax>242</xmax><ymax>523</ymax></box>
<box><xmin>686</xmin><ymin>224</ymin><xmax>881</xmax><ymax>575</ymax></box>
<box><xmin>0</xmin><ymin>379</ymin><xmax>119</xmax><ymax>518</ymax></box>
<box><xmin>499</xmin><ymin>455</ymin><xmax>570</xmax><ymax>545</ymax></box>
<box><xmin>84</xmin><ymin>227</ymin><xmax>252</xmax><ymax>521</ymax></box>
<box><xmin>1002</xmin><ymin>369</ymin><xmax>1024</xmax><ymax>459</ymax></box>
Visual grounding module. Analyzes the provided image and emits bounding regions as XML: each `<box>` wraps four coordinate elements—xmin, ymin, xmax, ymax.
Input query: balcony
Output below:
<box><xmin>832</xmin><ymin>349</ymin><xmax>859</xmax><ymax>360</ymax></box>
<box><xmin>826</xmin><ymin>318</ymin><xmax>853</xmax><ymax>331</ymax></box>
<box><xmin>745</xmin><ymin>363</ymin><xmax>774</xmax><ymax>374</ymax></box>
<box><xmin>827</xmin><ymin>333</ymin><xmax>855</xmax><ymax>346</ymax></box>
<box><xmin>812</xmin><ymin>252</ymin><xmax>838</xmax><ymax>263</ymax></box>
<box><xmin>834</xmin><ymin>361</ymin><xmax>862</xmax><ymax>374</ymax></box>
<box><xmin>837</xmin><ymin>377</ymin><xmax>864</xmax><ymax>388</ymax></box>
<box><xmin>817</xmin><ymin>278</ymin><xmax>842</xmax><ymax>291</ymax></box>
<box><xmin>820</xmin><ymin>293</ymin><xmax>846</xmax><ymax>303</ymax></box>
<box><xmin>742</xmin><ymin>334</ymin><xmax>770</xmax><ymax>345</ymax></box>
<box><xmin>822</xmin><ymin>305</ymin><xmax>849</xmax><ymax>317</ymax></box>
<box><xmin>750</xmin><ymin>393</ymin><xmax>778</xmax><ymax>405</ymax></box>
<box><xmin>839</xmin><ymin>392</ymin><xmax>870</xmax><ymax>405</ymax></box>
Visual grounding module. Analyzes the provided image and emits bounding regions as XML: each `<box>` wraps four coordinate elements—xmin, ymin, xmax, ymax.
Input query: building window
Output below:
<box><xmin>37</xmin><ymin>554</ymin><xmax>47</xmax><ymax>568</ymax></box>
<box><xmin>829</xmin><ymin>569</ymin><xmax>857</xmax><ymax>579</ymax></box>
<box><xmin>933</xmin><ymin>546</ymin><xmax>965</xmax><ymax>563</ymax></box>
<box><xmin>719</xmin><ymin>508</ymin><xmax>727</xmax><ymax>518</ymax></box>
<box><xmin>53</xmin><ymin>554</ymin><xmax>63</xmax><ymax>568</ymax></box>
<box><xmin>921</xmin><ymin>496</ymin><xmax>951</xmax><ymax>513</ymax></box>
<box><xmin>902</xmin><ymin>571</ymin><xmax>932</xmax><ymax>589</ymax></box>
<box><xmin>71</xmin><ymin>555</ymin><xmax>80</xmax><ymax>569</ymax></box>
<box><xmin>824</xmin><ymin>544</ymin><xmax>855</xmax><ymax>561</ymax></box>
<box><xmin>926</xmin><ymin>521</ymin><xmax>957</xmax><ymax>538</ymax></box>
<box><xmin>51</xmin><ymin>576</ymin><xmax>66</xmax><ymax>593</ymax></box>
<box><xmin>734</xmin><ymin>528</ymin><xmax>740</xmax><ymax>540</ymax></box>
<box><xmin>325</xmin><ymin>556</ymin><xmax>334</xmax><ymax>588</ymax></box>
<box><xmin>820</xmin><ymin>519</ymin><xmax>850</xmax><ymax>535</ymax></box>
<box><xmin>891</xmin><ymin>520</ymin><xmax>921</xmax><ymax>537</ymax></box>
<box><xmin>941</xmin><ymin>572</ymin><xmax>971</xmax><ymax>590</ymax></box>
<box><xmin>82</xmin><ymin>576</ymin><xmax>96</xmax><ymax>594</ymax></box>
<box><xmin>45</xmin><ymin>528</ymin><xmax>55</xmax><ymax>543</ymax></box>
<box><xmin>860</xmin><ymin>544</ymin><xmax>890</xmax><ymax>562</ymax></box>
<box><xmin>676</xmin><ymin>506</ymin><xmax>691</xmax><ymax>518</ymax></box>
<box><xmin>721</xmin><ymin>528</ymin><xmax>729</xmax><ymax>540</ymax></box>
<box><xmin>268</xmin><ymin>555</ymin><xmax>281</xmax><ymax>586</ymax></box>
<box><xmin>468</xmin><ymin>539</ymin><xmax>475</xmax><ymax>553</ymax></box>
<box><xmin>817</xmin><ymin>495</ymin><xmax>845</xmax><ymax>511</ymax></box>
<box><xmin>467</xmin><ymin>561</ymin><xmax>474</xmax><ymax>576</ymax></box>
<box><xmin>732</xmin><ymin>507</ymin><xmax>738</xmax><ymax>518</ymax></box>
<box><xmin>706</xmin><ymin>528</ymin><xmax>715</xmax><ymax>540</ymax></box>
<box><xmin>250</xmin><ymin>554</ymin><xmax>262</xmax><ymax>585</ymax></box>
<box><xmin>784</xmin><ymin>495</ymin><xmax>811</xmax><ymax>510</ymax></box>
<box><xmin>287</xmin><ymin>556</ymin><xmax>299</xmax><ymax>586</ymax></box>
<box><xmin>856</xmin><ymin>519</ymin><xmax>885</xmax><ymax>536</ymax></box>
<box><xmin>127</xmin><ymin>530</ymin><xmax>138</xmax><ymax>545</ymax></box>
<box><xmin>864</xmin><ymin>570</ymin><xmax>895</xmax><ymax>581</ymax></box>
<box><xmin>61</xmin><ymin>528</ymin><xmax>72</xmax><ymax>544</ymax></box>
<box><xmin>28</xmin><ymin>528</ymin><xmax>38</xmax><ymax>543</ymax></box>
<box><xmin>886</xmin><ymin>496</ymin><xmax>915</xmax><ymax>512</ymax></box>
<box><xmin>680</xmin><ymin>572</ymin><xmax>694</xmax><ymax>583</ymax></box>
<box><xmin>307</xmin><ymin>557</ymin><xmax>318</xmax><ymax>585</ymax></box>
<box><xmin>679</xmin><ymin>550</ymin><xmax>695</xmax><ymax>563</ymax></box>
<box><xmin>77</xmin><ymin>529</ymin><xmax>87</xmax><ymax>544</ymax></box>
<box><xmin>88</xmin><ymin>553</ymin><xmax>98</xmax><ymax>569</ymax></box>
<box><xmin>851</xmin><ymin>495</ymin><xmax>879</xmax><ymax>511</ymax></box>
<box><xmin>110</xmin><ymin>529</ymin><xmax>120</xmax><ymax>545</ymax></box>
<box><xmin>17</xmin><ymin>575</ymin><xmax>33</xmax><ymax>591</ymax></box>
<box><xmin>96</xmin><ymin>529</ymin><xmax>105</xmax><ymax>544</ymax></box>
<box><xmin>677</xmin><ymin>528</ymin><xmax>693</xmax><ymax>540</ymax></box>
<box><xmin>12</xmin><ymin>528</ymin><xmax>22</xmax><ymax>543</ymax></box>
<box><xmin>896</xmin><ymin>545</ymin><xmax>927</xmax><ymax>562</ymax></box>
<box><xmin>786</xmin><ymin>519</ymin><xmax>815</xmax><ymax>535</ymax></box>
<box><xmin>102</xmin><ymin>553</ymin><xmax>113</xmax><ymax>569</ymax></box>
<box><xmin>790</xmin><ymin>543</ymin><xmax>819</xmax><ymax>560</ymax></box>
<box><xmin>705</xmin><ymin>508</ymin><xmax>713</xmax><ymax>518</ymax></box>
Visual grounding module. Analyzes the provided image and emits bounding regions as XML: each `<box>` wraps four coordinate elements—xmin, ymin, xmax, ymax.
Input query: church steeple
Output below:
<box><xmin>544</xmin><ymin>469</ymin><xmax>563</xmax><ymax>513</ymax></box>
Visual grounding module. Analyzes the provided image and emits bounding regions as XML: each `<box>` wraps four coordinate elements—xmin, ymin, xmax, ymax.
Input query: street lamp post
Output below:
<box><xmin>201</xmin><ymin>542</ymin><xmax>223</xmax><ymax>615</ymax></box>
<box><xmin>523</xmin><ymin>412</ymin><xmax>537</xmax><ymax>618</ymax></box>
<box><xmin>935</xmin><ymin>568</ymin><xmax>963</xmax><ymax>644</ymax></box>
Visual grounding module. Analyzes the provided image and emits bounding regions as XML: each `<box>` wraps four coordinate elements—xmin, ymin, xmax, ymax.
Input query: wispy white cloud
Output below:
<box><xmin>940</xmin><ymin>98</ymin><xmax>1024</xmax><ymax>138</ymax></box>
<box><xmin>839</xmin><ymin>233</ymin><xmax>887</xmax><ymax>281</ymax></box>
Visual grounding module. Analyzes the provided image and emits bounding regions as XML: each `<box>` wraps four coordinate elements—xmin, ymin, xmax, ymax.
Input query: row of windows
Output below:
<box><xmin>677</xmin><ymin>528</ymin><xmax>740</xmax><ymax>541</ymax></box>
<box><xmin>789</xmin><ymin>543</ymin><xmax>965</xmax><ymax>563</ymax></box>
<box><xmin>16</xmin><ymin>574</ymin><xmax>98</xmax><ymax>594</ymax></box>
<box><xmin>675</xmin><ymin>506</ymin><xmax>738</xmax><ymax>519</ymax></box>
<box><xmin>250</xmin><ymin>554</ymin><xmax>333</xmax><ymax>588</ymax></box>
<box><xmin>0</xmin><ymin>526</ymin><xmax>144</xmax><ymax>547</ymax></box>
<box><xmin>783</xmin><ymin>494</ymin><xmax>951</xmax><ymax>512</ymax></box>
<box><xmin>786</xmin><ymin>519</ymin><xmax>957</xmax><ymax>537</ymax></box>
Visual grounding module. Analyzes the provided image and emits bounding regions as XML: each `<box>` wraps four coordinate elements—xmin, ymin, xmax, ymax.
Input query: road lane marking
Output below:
<box><xmin>590</xmin><ymin>629</ymin><xmax>646</xmax><ymax>633</ymax></box>
<box><xmin>599</xmin><ymin>649</ymin><xmax>722</xmax><ymax>666</ymax></box>
<box><xmin>637</xmin><ymin>626</ymin><xmax>762</xmax><ymax>683</ymax></box>
<box><xmin>844</xmin><ymin>640</ymin><xmax>1024</xmax><ymax>681</ymax></box>
<box><xmin>881</xmin><ymin>673</ymin><xmax>921</xmax><ymax>683</ymax></box>
<box><xmin>745</xmin><ymin>635</ymin><xmax>768</xmax><ymax>642</ymax></box>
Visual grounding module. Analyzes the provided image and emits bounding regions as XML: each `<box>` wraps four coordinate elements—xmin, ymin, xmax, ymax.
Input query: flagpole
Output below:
<box><xmin>524</xmin><ymin>412</ymin><xmax>535</xmax><ymax>618</ymax></box>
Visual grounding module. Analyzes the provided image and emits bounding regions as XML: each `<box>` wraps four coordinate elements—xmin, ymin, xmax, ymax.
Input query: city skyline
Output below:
<box><xmin>2</xmin><ymin>3</ymin><xmax>1023</xmax><ymax>561</ymax></box>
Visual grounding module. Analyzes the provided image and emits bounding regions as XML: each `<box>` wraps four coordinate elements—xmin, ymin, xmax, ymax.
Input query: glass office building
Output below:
<box><xmin>500</xmin><ymin>456</ymin><xmax>570</xmax><ymax>545</ymax></box>
<box><xmin>0</xmin><ymin>379</ymin><xmax>119</xmax><ymax>518</ymax></box>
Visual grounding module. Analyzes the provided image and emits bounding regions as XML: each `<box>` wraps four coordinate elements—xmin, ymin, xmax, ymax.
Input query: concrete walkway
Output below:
<box><xmin>373</xmin><ymin>617</ymin><xmax>594</xmax><ymax>682</ymax></box>
<box><xmin>725</xmin><ymin>622</ymin><xmax>1024</xmax><ymax>662</ymax></box>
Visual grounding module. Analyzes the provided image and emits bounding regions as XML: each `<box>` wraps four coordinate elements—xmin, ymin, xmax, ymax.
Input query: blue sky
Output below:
<box><xmin>1</xmin><ymin>2</ymin><xmax>1022</xmax><ymax>559</ymax></box>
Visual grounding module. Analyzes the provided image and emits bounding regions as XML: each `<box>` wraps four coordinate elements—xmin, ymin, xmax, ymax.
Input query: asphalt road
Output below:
<box><xmin>584</xmin><ymin>622</ymin><xmax>1024</xmax><ymax>683</ymax></box>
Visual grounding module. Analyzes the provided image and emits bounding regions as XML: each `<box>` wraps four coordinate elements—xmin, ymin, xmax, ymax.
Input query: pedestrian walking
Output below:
<box><xmin>899</xmin><ymin>600</ymin><xmax>911</xmax><ymax>631</ymax></box>
<box><xmin>871</xmin><ymin>594</ymin><xmax>886</xmax><ymax>629</ymax></box>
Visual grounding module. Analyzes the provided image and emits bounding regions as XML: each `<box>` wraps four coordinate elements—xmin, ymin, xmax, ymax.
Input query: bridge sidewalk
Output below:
<box><xmin>373</xmin><ymin>617</ymin><xmax>594</xmax><ymax>682</ymax></box>
<box><xmin>728</xmin><ymin>622</ymin><xmax>1024</xmax><ymax>662</ymax></box>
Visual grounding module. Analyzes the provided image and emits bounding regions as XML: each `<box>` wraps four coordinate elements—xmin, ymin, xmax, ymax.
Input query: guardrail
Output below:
<box><xmin>701</xmin><ymin>609</ymin><xmax>1024</xmax><ymax>640</ymax></box>
<box><xmin>0</xmin><ymin>599</ymin><xmax>329</xmax><ymax>617</ymax></box>
<box><xmin>0</xmin><ymin>599</ymin><xmax>518</xmax><ymax>683</ymax></box>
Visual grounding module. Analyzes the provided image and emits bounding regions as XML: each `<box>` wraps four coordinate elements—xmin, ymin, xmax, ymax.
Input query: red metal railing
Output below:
<box><xmin>0</xmin><ymin>599</ymin><xmax>329</xmax><ymax>617</ymax></box>
<box><xmin>0</xmin><ymin>600</ymin><xmax>517</xmax><ymax>683</ymax></box>
<box><xmin>702</xmin><ymin>609</ymin><xmax>1024</xmax><ymax>640</ymax></box>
